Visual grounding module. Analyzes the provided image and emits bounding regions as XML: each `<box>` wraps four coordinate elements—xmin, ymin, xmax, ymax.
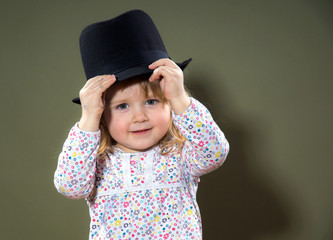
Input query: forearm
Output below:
<box><xmin>79</xmin><ymin>114</ymin><xmax>101</xmax><ymax>132</ymax></box>
<box><xmin>168</xmin><ymin>92</ymin><xmax>191</xmax><ymax>115</ymax></box>
<box><xmin>173</xmin><ymin>98</ymin><xmax>229</xmax><ymax>176</ymax></box>
<box><xmin>54</xmin><ymin>123</ymin><xmax>100</xmax><ymax>199</ymax></box>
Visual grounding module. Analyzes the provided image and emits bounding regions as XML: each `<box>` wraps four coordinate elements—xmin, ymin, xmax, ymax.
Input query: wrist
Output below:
<box><xmin>168</xmin><ymin>93</ymin><xmax>191</xmax><ymax>115</ymax></box>
<box><xmin>79</xmin><ymin>114</ymin><xmax>101</xmax><ymax>132</ymax></box>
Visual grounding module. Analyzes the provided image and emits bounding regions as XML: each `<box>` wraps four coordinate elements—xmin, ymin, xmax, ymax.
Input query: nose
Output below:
<box><xmin>132</xmin><ymin>106</ymin><xmax>149</xmax><ymax>123</ymax></box>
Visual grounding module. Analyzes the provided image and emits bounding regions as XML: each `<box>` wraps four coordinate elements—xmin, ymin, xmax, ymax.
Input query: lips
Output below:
<box><xmin>130</xmin><ymin>128</ymin><xmax>152</xmax><ymax>135</ymax></box>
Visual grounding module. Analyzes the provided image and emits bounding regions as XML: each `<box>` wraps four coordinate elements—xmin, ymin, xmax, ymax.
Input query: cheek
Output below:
<box><xmin>103</xmin><ymin>110</ymin><xmax>127</xmax><ymax>139</ymax></box>
<box><xmin>153</xmin><ymin>108</ymin><xmax>171</xmax><ymax>131</ymax></box>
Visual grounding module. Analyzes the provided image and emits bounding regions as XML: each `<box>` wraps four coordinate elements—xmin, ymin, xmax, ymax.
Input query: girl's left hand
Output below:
<box><xmin>148</xmin><ymin>58</ymin><xmax>191</xmax><ymax>115</ymax></box>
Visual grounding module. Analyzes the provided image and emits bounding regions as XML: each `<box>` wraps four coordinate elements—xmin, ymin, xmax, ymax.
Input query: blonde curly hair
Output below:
<box><xmin>97</xmin><ymin>76</ymin><xmax>187</xmax><ymax>156</ymax></box>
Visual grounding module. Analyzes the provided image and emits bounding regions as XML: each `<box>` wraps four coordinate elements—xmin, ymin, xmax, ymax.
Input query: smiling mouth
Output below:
<box><xmin>131</xmin><ymin>128</ymin><xmax>152</xmax><ymax>135</ymax></box>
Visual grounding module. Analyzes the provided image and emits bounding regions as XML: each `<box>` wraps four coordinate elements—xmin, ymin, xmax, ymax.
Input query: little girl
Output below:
<box><xmin>54</xmin><ymin>10</ymin><xmax>229</xmax><ymax>240</ymax></box>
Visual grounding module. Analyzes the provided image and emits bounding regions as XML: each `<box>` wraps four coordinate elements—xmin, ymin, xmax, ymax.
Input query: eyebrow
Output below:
<box><xmin>109</xmin><ymin>92</ymin><xmax>158</xmax><ymax>105</ymax></box>
<box><xmin>109</xmin><ymin>98</ymin><xmax>129</xmax><ymax>105</ymax></box>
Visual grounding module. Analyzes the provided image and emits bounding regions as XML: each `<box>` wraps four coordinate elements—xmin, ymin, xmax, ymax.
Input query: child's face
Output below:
<box><xmin>103</xmin><ymin>79</ymin><xmax>171</xmax><ymax>153</ymax></box>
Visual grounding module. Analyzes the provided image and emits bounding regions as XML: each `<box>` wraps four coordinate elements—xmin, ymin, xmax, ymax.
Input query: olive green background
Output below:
<box><xmin>1</xmin><ymin>0</ymin><xmax>332</xmax><ymax>239</ymax></box>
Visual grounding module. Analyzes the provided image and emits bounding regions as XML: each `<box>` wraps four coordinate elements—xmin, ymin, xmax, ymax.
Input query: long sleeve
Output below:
<box><xmin>54</xmin><ymin>123</ymin><xmax>101</xmax><ymax>199</ymax></box>
<box><xmin>173</xmin><ymin>98</ymin><xmax>229</xmax><ymax>177</ymax></box>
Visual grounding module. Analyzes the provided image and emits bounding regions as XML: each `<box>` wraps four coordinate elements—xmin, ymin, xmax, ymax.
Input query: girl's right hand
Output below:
<box><xmin>78</xmin><ymin>75</ymin><xmax>116</xmax><ymax>132</ymax></box>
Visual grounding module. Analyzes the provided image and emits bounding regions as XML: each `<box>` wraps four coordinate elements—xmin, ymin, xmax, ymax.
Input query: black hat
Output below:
<box><xmin>72</xmin><ymin>9</ymin><xmax>192</xmax><ymax>104</ymax></box>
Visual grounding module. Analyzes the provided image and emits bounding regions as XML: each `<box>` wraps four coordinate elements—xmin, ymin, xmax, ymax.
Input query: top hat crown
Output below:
<box><xmin>73</xmin><ymin>10</ymin><xmax>191</xmax><ymax>104</ymax></box>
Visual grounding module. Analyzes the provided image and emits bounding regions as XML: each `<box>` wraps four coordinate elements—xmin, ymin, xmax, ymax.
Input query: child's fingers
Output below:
<box><xmin>91</xmin><ymin>75</ymin><xmax>116</xmax><ymax>92</ymax></box>
<box><xmin>148</xmin><ymin>68</ymin><xmax>161</xmax><ymax>82</ymax></box>
<box><xmin>79</xmin><ymin>74</ymin><xmax>116</xmax><ymax>108</ymax></box>
<box><xmin>148</xmin><ymin>66</ymin><xmax>174</xmax><ymax>82</ymax></box>
<box><xmin>148</xmin><ymin>59</ymin><xmax>183</xmax><ymax>83</ymax></box>
<box><xmin>85</xmin><ymin>75</ymin><xmax>115</xmax><ymax>90</ymax></box>
<box><xmin>78</xmin><ymin>75</ymin><xmax>116</xmax><ymax>131</ymax></box>
<box><xmin>148</xmin><ymin>58</ymin><xmax>178</xmax><ymax>70</ymax></box>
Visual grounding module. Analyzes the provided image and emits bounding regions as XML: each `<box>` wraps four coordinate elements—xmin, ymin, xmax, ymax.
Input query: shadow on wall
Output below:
<box><xmin>187</xmin><ymin>70</ymin><xmax>292</xmax><ymax>240</ymax></box>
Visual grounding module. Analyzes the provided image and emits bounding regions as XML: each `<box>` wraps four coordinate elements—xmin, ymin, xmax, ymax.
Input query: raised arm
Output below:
<box><xmin>173</xmin><ymin>98</ymin><xmax>229</xmax><ymax>177</ymax></box>
<box><xmin>54</xmin><ymin>74</ymin><xmax>116</xmax><ymax>198</ymax></box>
<box><xmin>54</xmin><ymin>124</ymin><xmax>101</xmax><ymax>199</ymax></box>
<box><xmin>148</xmin><ymin>58</ymin><xmax>229</xmax><ymax>177</ymax></box>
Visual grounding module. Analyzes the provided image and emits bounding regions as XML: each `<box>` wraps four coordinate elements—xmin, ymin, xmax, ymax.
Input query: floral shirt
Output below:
<box><xmin>54</xmin><ymin>98</ymin><xmax>229</xmax><ymax>240</ymax></box>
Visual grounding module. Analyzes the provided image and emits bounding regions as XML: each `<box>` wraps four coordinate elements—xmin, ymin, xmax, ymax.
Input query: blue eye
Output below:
<box><xmin>146</xmin><ymin>99</ymin><xmax>159</xmax><ymax>105</ymax></box>
<box><xmin>116</xmin><ymin>103</ymin><xmax>129</xmax><ymax>110</ymax></box>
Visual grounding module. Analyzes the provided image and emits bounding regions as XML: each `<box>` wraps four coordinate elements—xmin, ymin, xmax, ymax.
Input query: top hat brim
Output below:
<box><xmin>72</xmin><ymin>58</ymin><xmax>192</xmax><ymax>104</ymax></box>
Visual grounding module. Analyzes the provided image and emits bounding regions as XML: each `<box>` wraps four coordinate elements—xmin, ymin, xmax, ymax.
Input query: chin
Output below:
<box><xmin>134</xmin><ymin>144</ymin><xmax>156</xmax><ymax>152</ymax></box>
<box><xmin>118</xmin><ymin>142</ymin><xmax>157</xmax><ymax>153</ymax></box>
